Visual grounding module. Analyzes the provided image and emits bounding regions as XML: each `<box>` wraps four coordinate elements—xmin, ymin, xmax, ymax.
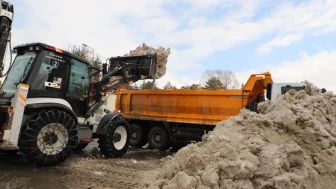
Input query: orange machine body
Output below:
<box><xmin>115</xmin><ymin>72</ymin><xmax>273</xmax><ymax>126</ymax></box>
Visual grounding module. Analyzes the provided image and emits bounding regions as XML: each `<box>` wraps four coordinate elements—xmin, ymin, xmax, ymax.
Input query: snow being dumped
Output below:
<box><xmin>142</xmin><ymin>90</ymin><xmax>336</xmax><ymax>189</ymax></box>
<box><xmin>124</xmin><ymin>43</ymin><xmax>171</xmax><ymax>79</ymax></box>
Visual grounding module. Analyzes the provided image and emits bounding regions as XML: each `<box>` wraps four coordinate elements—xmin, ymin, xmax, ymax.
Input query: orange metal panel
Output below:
<box><xmin>115</xmin><ymin>72</ymin><xmax>273</xmax><ymax>126</ymax></box>
<box><xmin>116</xmin><ymin>90</ymin><xmax>246</xmax><ymax>125</ymax></box>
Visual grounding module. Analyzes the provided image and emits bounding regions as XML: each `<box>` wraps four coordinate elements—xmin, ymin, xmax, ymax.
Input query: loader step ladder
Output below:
<box><xmin>2</xmin><ymin>83</ymin><xmax>28</xmax><ymax>146</ymax></box>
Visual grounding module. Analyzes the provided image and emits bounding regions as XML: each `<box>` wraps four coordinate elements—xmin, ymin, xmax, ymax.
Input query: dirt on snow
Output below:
<box><xmin>1</xmin><ymin>90</ymin><xmax>336</xmax><ymax>189</ymax></box>
<box><xmin>142</xmin><ymin>90</ymin><xmax>336</xmax><ymax>189</ymax></box>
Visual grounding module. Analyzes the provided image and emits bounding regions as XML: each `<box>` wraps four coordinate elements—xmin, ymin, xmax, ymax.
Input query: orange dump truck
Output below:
<box><xmin>114</xmin><ymin>72</ymin><xmax>298</xmax><ymax>151</ymax></box>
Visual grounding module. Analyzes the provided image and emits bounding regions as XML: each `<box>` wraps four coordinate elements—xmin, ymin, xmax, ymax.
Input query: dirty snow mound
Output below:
<box><xmin>142</xmin><ymin>90</ymin><xmax>336</xmax><ymax>189</ymax></box>
<box><xmin>125</xmin><ymin>43</ymin><xmax>170</xmax><ymax>79</ymax></box>
<box><xmin>0</xmin><ymin>173</ymin><xmax>32</xmax><ymax>189</ymax></box>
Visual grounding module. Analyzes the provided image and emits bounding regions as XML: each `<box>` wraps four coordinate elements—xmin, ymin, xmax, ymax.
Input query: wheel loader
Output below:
<box><xmin>0</xmin><ymin>1</ymin><xmax>160</xmax><ymax>166</ymax></box>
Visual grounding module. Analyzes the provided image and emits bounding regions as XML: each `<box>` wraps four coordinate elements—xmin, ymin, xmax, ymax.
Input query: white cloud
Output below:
<box><xmin>255</xmin><ymin>1</ymin><xmax>336</xmax><ymax>53</ymax></box>
<box><xmin>147</xmin><ymin>0</ymin><xmax>336</xmax><ymax>60</ymax></box>
<box><xmin>236</xmin><ymin>49</ymin><xmax>336</xmax><ymax>93</ymax></box>
<box><xmin>4</xmin><ymin>0</ymin><xmax>336</xmax><ymax>90</ymax></box>
<box><xmin>9</xmin><ymin>0</ymin><xmax>263</xmax><ymax>72</ymax></box>
<box><xmin>11</xmin><ymin>0</ymin><xmax>336</xmax><ymax>55</ymax></box>
<box><xmin>257</xmin><ymin>33</ymin><xmax>303</xmax><ymax>54</ymax></box>
<box><xmin>155</xmin><ymin>73</ymin><xmax>199</xmax><ymax>88</ymax></box>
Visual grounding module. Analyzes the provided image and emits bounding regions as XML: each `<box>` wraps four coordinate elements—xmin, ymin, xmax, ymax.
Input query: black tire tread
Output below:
<box><xmin>98</xmin><ymin>116</ymin><xmax>129</xmax><ymax>158</ymax></box>
<box><xmin>147</xmin><ymin>126</ymin><xmax>170</xmax><ymax>151</ymax></box>
<box><xmin>18</xmin><ymin>109</ymin><xmax>78</xmax><ymax>166</ymax></box>
<box><xmin>129</xmin><ymin>124</ymin><xmax>146</xmax><ymax>148</ymax></box>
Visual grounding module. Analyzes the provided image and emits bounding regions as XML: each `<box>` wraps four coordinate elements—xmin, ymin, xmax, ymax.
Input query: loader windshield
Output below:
<box><xmin>1</xmin><ymin>51</ymin><xmax>36</xmax><ymax>96</ymax></box>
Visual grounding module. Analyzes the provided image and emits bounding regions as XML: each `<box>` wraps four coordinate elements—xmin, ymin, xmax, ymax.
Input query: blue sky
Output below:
<box><xmin>7</xmin><ymin>0</ymin><xmax>336</xmax><ymax>92</ymax></box>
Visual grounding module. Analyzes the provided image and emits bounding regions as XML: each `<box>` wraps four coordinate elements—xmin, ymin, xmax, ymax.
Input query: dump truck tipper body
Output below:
<box><xmin>116</xmin><ymin>72</ymin><xmax>273</xmax><ymax>125</ymax></box>
<box><xmin>114</xmin><ymin>72</ymin><xmax>277</xmax><ymax>151</ymax></box>
<box><xmin>117</xmin><ymin>89</ymin><xmax>250</xmax><ymax>125</ymax></box>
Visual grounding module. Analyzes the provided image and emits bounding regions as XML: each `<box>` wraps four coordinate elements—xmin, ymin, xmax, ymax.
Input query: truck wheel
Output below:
<box><xmin>18</xmin><ymin>109</ymin><xmax>78</xmax><ymax>166</ymax></box>
<box><xmin>147</xmin><ymin>126</ymin><xmax>169</xmax><ymax>151</ymax></box>
<box><xmin>98</xmin><ymin>116</ymin><xmax>129</xmax><ymax>158</ymax></box>
<box><xmin>129</xmin><ymin>124</ymin><xmax>147</xmax><ymax>148</ymax></box>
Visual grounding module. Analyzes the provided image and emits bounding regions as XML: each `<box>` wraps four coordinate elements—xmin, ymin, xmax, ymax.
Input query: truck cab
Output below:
<box><xmin>267</xmin><ymin>83</ymin><xmax>306</xmax><ymax>101</ymax></box>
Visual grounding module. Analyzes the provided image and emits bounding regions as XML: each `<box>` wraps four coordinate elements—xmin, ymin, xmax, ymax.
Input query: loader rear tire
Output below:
<box><xmin>129</xmin><ymin>124</ymin><xmax>147</xmax><ymax>148</ymax></box>
<box><xmin>98</xmin><ymin>116</ymin><xmax>129</xmax><ymax>158</ymax></box>
<box><xmin>147</xmin><ymin>126</ymin><xmax>169</xmax><ymax>151</ymax></box>
<box><xmin>18</xmin><ymin>109</ymin><xmax>78</xmax><ymax>166</ymax></box>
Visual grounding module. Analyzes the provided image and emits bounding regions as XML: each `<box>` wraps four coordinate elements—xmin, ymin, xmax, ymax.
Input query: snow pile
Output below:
<box><xmin>0</xmin><ymin>173</ymin><xmax>32</xmax><ymax>189</ymax></box>
<box><xmin>125</xmin><ymin>43</ymin><xmax>170</xmax><ymax>79</ymax></box>
<box><xmin>142</xmin><ymin>90</ymin><xmax>336</xmax><ymax>189</ymax></box>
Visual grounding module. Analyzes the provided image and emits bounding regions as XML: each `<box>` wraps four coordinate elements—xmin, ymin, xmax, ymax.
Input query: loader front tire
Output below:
<box><xmin>18</xmin><ymin>109</ymin><xmax>78</xmax><ymax>166</ymax></box>
<box><xmin>98</xmin><ymin>116</ymin><xmax>129</xmax><ymax>158</ymax></box>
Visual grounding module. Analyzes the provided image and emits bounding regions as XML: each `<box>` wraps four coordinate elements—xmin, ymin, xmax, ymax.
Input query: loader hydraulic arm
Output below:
<box><xmin>0</xmin><ymin>1</ymin><xmax>13</xmax><ymax>77</ymax></box>
<box><xmin>86</xmin><ymin>53</ymin><xmax>157</xmax><ymax>118</ymax></box>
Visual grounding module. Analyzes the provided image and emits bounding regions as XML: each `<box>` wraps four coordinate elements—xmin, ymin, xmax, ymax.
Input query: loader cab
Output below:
<box><xmin>0</xmin><ymin>43</ymin><xmax>91</xmax><ymax>116</ymax></box>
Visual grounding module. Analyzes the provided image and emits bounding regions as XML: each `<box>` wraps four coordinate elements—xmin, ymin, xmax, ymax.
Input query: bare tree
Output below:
<box><xmin>69</xmin><ymin>44</ymin><xmax>94</xmax><ymax>61</ymax></box>
<box><xmin>201</xmin><ymin>69</ymin><xmax>239</xmax><ymax>89</ymax></box>
<box><xmin>69</xmin><ymin>44</ymin><xmax>101</xmax><ymax>81</ymax></box>
<box><xmin>163</xmin><ymin>81</ymin><xmax>177</xmax><ymax>89</ymax></box>
<box><xmin>90</xmin><ymin>55</ymin><xmax>103</xmax><ymax>81</ymax></box>
<box><xmin>140</xmin><ymin>80</ymin><xmax>159</xmax><ymax>90</ymax></box>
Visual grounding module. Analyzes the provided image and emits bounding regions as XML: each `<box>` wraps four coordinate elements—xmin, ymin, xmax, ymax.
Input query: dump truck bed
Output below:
<box><xmin>116</xmin><ymin>89</ymin><xmax>250</xmax><ymax>125</ymax></box>
<box><xmin>115</xmin><ymin>72</ymin><xmax>273</xmax><ymax>126</ymax></box>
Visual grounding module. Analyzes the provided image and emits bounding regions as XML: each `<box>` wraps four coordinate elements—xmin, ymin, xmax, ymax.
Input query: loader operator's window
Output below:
<box><xmin>30</xmin><ymin>51</ymin><xmax>67</xmax><ymax>90</ymax></box>
<box><xmin>67</xmin><ymin>59</ymin><xmax>89</xmax><ymax>117</ymax></box>
<box><xmin>68</xmin><ymin>59</ymin><xmax>89</xmax><ymax>99</ymax></box>
<box><xmin>1</xmin><ymin>51</ymin><xmax>36</xmax><ymax>94</ymax></box>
